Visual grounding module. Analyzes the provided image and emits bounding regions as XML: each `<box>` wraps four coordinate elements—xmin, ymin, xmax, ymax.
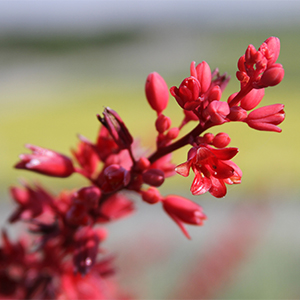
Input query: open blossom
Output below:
<box><xmin>15</xmin><ymin>144</ymin><xmax>74</xmax><ymax>177</ymax></box>
<box><xmin>175</xmin><ymin>144</ymin><xmax>242</xmax><ymax>198</ymax></box>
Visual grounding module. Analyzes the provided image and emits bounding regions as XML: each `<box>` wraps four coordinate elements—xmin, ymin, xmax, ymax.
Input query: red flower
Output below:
<box><xmin>72</xmin><ymin>135</ymin><xmax>100</xmax><ymax>177</ymax></box>
<box><xmin>175</xmin><ymin>144</ymin><xmax>242</xmax><ymax>198</ymax></box>
<box><xmin>162</xmin><ymin>195</ymin><xmax>206</xmax><ymax>239</ymax></box>
<box><xmin>15</xmin><ymin>144</ymin><xmax>74</xmax><ymax>178</ymax></box>
<box><xmin>97</xmin><ymin>193</ymin><xmax>135</xmax><ymax>222</ymax></box>
<box><xmin>9</xmin><ymin>183</ymin><xmax>55</xmax><ymax>223</ymax></box>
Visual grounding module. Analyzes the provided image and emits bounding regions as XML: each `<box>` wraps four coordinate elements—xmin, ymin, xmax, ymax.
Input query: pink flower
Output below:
<box><xmin>145</xmin><ymin>72</ymin><xmax>169</xmax><ymax>114</ymax></box>
<box><xmin>175</xmin><ymin>145</ymin><xmax>241</xmax><ymax>198</ymax></box>
<box><xmin>15</xmin><ymin>144</ymin><xmax>74</xmax><ymax>178</ymax></box>
<box><xmin>162</xmin><ymin>195</ymin><xmax>206</xmax><ymax>239</ymax></box>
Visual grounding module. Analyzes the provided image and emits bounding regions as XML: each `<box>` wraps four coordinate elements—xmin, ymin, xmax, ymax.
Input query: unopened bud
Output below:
<box><xmin>100</xmin><ymin>164</ymin><xmax>131</xmax><ymax>193</ymax></box>
<box><xmin>15</xmin><ymin>144</ymin><xmax>74</xmax><ymax>178</ymax></box>
<box><xmin>190</xmin><ymin>61</ymin><xmax>211</xmax><ymax>93</ymax></box>
<box><xmin>145</xmin><ymin>72</ymin><xmax>169</xmax><ymax>114</ymax></box>
<box><xmin>203</xmin><ymin>133</ymin><xmax>214</xmax><ymax>144</ymax></box>
<box><xmin>141</xmin><ymin>187</ymin><xmax>162</xmax><ymax>204</ymax></box>
<box><xmin>166</xmin><ymin>127</ymin><xmax>179</xmax><ymax>140</ymax></box>
<box><xmin>206</xmin><ymin>100</ymin><xmax>230</xmax><ymax>124</ymax></box>
<box><xmin>155</xmin><ymin>114</ymin><xmax>171</xmax><ymax>133</ymax></box>
<box><xmin>240</xmin><ymin>88</ymin><xmax>265</xmax><ymax>111</ymax></box>
<box><xmin>258</xmin><ymin>63</ymin><xmax>284</xmax><ymax>88</ymax></box>
<box><xmin>75</xmin><ymin>186</ymin><xmax>101</xmax><ymax>210</ymax></box>
<box><xmin>213</xmin><ymin>132</ymin><xmax>231</xmax><ymax>148</ymax></box>
<box><xmin>142</xmin><ymin>169</ymin><xmax>165</xmax><ymax>187</ymax></box>
<box><xmin>98</xmin><ymin>107</ymin><xmax>133</xmax><ymax>150</ymax></box>
<box><xmin>227</xmin><ymin>106</ymin><xmax>248</xmax><ymax>121</ymax></box>
<box><xmin>245</xmin><ymin>104</ymin><xmax>285</xmax><ymax>132</ymax></box>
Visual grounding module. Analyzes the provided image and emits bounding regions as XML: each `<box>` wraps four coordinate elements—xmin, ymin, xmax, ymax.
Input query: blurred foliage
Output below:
<box><xmin>0</xmin><ymin>29</ymin><xmax>141</xmax><ymax>53</ymax></box>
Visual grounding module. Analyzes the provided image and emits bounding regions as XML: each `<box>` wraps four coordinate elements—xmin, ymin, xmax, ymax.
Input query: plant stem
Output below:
<box><xmin>148</xmin><ymin>120</ymin><xmax>214</xmax><ymax>164</ymax></box>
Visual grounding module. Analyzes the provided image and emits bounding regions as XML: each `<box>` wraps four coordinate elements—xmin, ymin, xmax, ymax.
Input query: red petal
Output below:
<box><xmin>175</xmin><ymin>161</ymin><xmax>191</xmax><ymax>177</ymax></box>
<box><xmin>209</xmin><ymin>177</ymin><xmax>227</xmax><ymax>198</ymax></box>
<box><xmin>207</xmin><ymin>146</ymin><xmax>239</xmax><ymax>160</ymax></box>
<box><xmin>190</xmin><ymin>170</ymin><xmax>211</xmax><ymax>196</ymax></box>
<box><xmin>166</xmin><ymin>212</ymin><xmax>191</xmax><ymax>239</ymax></box>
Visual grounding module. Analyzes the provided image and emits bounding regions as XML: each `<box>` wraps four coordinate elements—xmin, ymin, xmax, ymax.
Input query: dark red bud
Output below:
<box><xmin>142</xmin><ymin>169</ymin><xmax>165</xmax><ymax>187</ymax></box>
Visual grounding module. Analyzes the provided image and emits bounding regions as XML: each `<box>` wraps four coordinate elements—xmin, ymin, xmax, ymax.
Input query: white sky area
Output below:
<box><xmin>0</xmin><ymin>0</ymin><xmax>299</xmax><ymax>35</ymax></box>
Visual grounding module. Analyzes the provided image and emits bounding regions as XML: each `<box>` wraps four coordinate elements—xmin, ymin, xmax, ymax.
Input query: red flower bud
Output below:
<box><xmin>245</xmin><ymin>44</ymin><xmax>259</xmax><ymax>65</ymax></box>
<box><xmin>98</xmin><ymin>107</ymin><xmax>133</xmax><ymax>150</ymax></box>
<box><xmin>142</xmin><ymin>168</ymin><xmax>165</xmax><ymax>187</ymax></box>
<box><xmin>245</xmin><ymin>104</ymin><xmax>285</xmax><ymax>132</ymax></box>
<box><xmin>66</xmin><ymin>201</ymin><xmax>90</xmax><ymax>226</ymax></box>
<box><xmin>166</xmin><ymin>127</ymin><xmax>179</xmax><ymax>140</ymax></box>
<box><xmin>170</xmin><ymin>76</ymin><xmax>201</xmax><ymax>110</ymax></box>
<box><xmin>203</xmin><ymin>133</ymin><xmax>214</xmax><ymax>145</ymax></box>
<box><xmin>206</xmin><ymin>85</ymin><xmax>222</xmax><ymax>102</ymax></box>
<box><xmin>261</xmin><ymin>36</ymin><xmax>280</xmax><ymax>67</ymax></box>
<box><xmin>145</xmin><ymin>72</ymin><xmax>169</xmax><ymax>114</ymax></box>
<box><xmin>155</xmin><ymin>114</ymin><xmax>171</xmax><ymax>133</ymax></box>
<box><xmin>162</xmin><ymin>195</ymin><xmax>206</xmax><ymax>239</ymax></box>
<box><xmin>258</xmin><ymin>63</ymin><xmax>284</xmax><ymax>88</ymax></box>
<box><xmin>205</xmin><ymin>101</ymin><xmax>230</xmax><ymax>124</ymax></box>
<box><xmin>240</xmin><ymin>88</ymin><xmax>265</xmax><ymax>111</ymax></box>
<box><xmin>100</xmin><ymin>164</ymin><xmax>131</xmax><ymax>193</ymax></box>
<box><xmin>190</xmin><ymin>61</ymin><xmax>211</xmax><ymax>93</ymax></box>
<box><xmin>73</xmin><ymin>227</ymin><xmax>100</xmax><ymax>275</ymax></box>
<box><xmin>75</xmin><ymin>186</ymin><xmax>101</xmax><ymax>210</ymax></box>
<box><xmin>15</xmin><ymin>144</ymin><xmax>74</xmax><ymax>178</ymax></box>
<box><xmin>237</xmin><ymin>55</ymin><xmax>246</xmax><ymax>72</ymax></box>
<box><xmin>213</xmin><ymin>132</ymin><xmax>231</xmax><ymax>148</ymax></box>
<box><xmin>135</xmin><ymin>156</ymin><xmax>151</xmax><ymax>172</ymax></box>
<box><xmin>141</xmin><ymin>187</ymin><xmax>162</xmax><ymax>204</ymax></box>
<box><xmin>227</xmin><ymin>106</ymin><xmax>248</xmax><ymax>121</ymax></box>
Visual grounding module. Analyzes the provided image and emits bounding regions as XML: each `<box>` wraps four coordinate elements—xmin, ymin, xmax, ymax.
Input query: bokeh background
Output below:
<box><xmin>0</xmin><ymin>0</ymin><xmax>299</xmax><ymax>298</ymax></box>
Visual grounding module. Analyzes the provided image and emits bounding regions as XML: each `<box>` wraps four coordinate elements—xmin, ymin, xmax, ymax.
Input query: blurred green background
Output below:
<box><xmin>0</xmin><ymin>0</ymin><xmax>299</xmax><ymax>299</ymax></box>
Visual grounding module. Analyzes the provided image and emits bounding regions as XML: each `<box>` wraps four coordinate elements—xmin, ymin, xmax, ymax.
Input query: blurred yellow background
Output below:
<box><xmin>0</xmin><ymin>1</ymin><xmax>299</xmax><ymax>299</ymax></box>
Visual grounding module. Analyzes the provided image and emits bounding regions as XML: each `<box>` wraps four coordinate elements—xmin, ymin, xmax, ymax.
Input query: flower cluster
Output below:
<box><xmin>0</xmin><ymin>37</ymin><xmax>284</xmax><ymax>299</ymax></box>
